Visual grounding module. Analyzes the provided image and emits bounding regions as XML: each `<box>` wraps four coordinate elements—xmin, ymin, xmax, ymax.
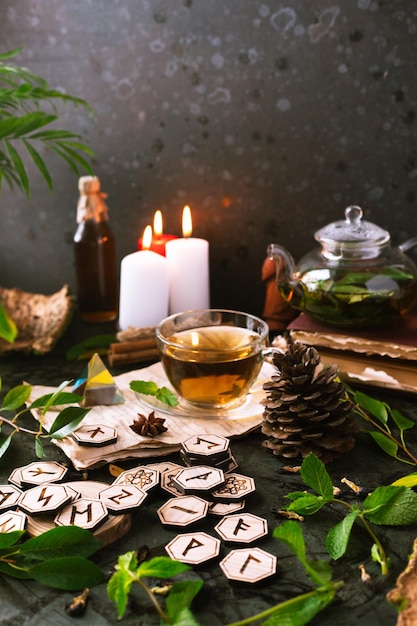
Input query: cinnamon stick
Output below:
<box><xmin>108</xmin><ymin>347</ymin><xmax>160</xmax><ymax>367</ymax></box>
<box><xmin>109</xmin><ymin>337</ymin><xmax>157</xmax><ymax>354</ymax></box>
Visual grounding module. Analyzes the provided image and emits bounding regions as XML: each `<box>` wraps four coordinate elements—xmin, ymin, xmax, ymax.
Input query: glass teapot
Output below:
<box><xmin>268</xmin><ymin>205</ymin><xmax>417</xmax><ymax>328</ymax></box>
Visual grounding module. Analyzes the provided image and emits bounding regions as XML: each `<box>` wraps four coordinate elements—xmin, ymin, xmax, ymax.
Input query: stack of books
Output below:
<box><xmin>284</xmin><ymin>309</ymin><xmax>417</xmax><ymax>394</ymax></box>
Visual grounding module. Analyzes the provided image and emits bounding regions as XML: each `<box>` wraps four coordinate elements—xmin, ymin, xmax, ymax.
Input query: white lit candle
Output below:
<box><xmin>165</xmin><ymin>205</ymin><xmax>210</xmax><ymax>313</ymax></box>
<box><xmin>119</xmin><ymin>225</ymin><xmax>169</xmax><ymax>329</ymax></box>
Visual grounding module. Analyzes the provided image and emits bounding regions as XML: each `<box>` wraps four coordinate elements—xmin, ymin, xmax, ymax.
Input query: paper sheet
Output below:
<box><xmin>29</xmin><ymin>361</ymin><xmax>275</xmax><ymax>470</ymax></box>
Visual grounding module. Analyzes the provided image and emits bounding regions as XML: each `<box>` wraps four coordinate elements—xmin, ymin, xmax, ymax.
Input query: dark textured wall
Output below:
<box><xmin>1</xmin><ymin>1</ymin><xmax>416</xmax><ymax>318</ymax></box>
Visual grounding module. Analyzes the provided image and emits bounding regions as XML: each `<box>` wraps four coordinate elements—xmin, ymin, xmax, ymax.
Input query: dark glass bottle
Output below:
<box><xmin>73</xmin><ymin>176</ymin><xmax>118</xmax><ymax>322</ymax></box>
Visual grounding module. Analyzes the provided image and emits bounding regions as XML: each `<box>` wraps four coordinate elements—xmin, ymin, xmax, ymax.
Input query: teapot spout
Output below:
<box><xmin>267</xmin><ymin>243</ymin><xmax>305</xmax><ymax>309</ymax></box>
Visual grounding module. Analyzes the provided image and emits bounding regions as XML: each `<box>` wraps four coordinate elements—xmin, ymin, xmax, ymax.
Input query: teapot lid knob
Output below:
<box><xmin>345</xmin><ymin>205</ymin><xmax>363</xmax><ymax>225</ymax></box>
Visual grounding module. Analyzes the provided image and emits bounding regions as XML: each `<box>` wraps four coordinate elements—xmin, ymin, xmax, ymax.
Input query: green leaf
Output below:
<box><xmin>354</xmin><ymin>391</ymin><xmax>389</xmax><ymax>426</ymax></box>
<box><xmin>107</xmin><ymin>569</ymin><xmax>135</xmax><ymax>619</ymax></box>
<box><xmin>325</xmin><ymin>509</ymin><xmax>361</xmax><ymax>560</ymax></box>
<box><xmin>273</xmin><ymin>521</ymin><xmax>306</xmax><ymax>563</ymax></box>
<box><xmin>2</xmin><ymin>384</ymin><xmax>32</xmax><ymax>410</ymax></box>
<box><xmin>117</xmin><ymin>549</ymin><xmax>138</xmax><ymax>572</ymax></box>
<box><xmin>262</xmin><ymin>587</ymin><xmax>337</xmax><ymax>626</ymax></box>
<box><xmin>19</xmin><ymin>526</ymin><xmax>102</xmax><ymax>560</ymax></box>
<box><xmin>4</xmin><ymin>139</ymin><xmax>29</xmax><ymax>196</ymax></box>
<box><xmin>287</xmin><ymin>494</ymin><xmax>327</xmax><ymax>516</ymax></box>
<box><xmin>35</xmin><ymin>437</ymin><xmax>44</xmax><ymax>458</ymax></box>
<box><xmin>391</xmin><ymin>473</ymin><xmax>417</xmax><ymax>488</ymax></box>
<box><xmin>48</xmin><ymin>406</ymin><xmax>90</xmax><ymax>438</ymax></box>
<box><xmin>156</xmin><ymin>386</ymin><xmax>179</xmax><ymax>407</ymax></box>
<box><xmin>137</xmin><ymin>556</ymin><xmax>190</xmax><ymax>579</ymax></box>
<box><xmin>0</xmin><ymin>303</ymin><xmax>17</xmax><ymax>342</ymax></box>
<box><xmin>300</xmin><ymin>453</ymin><xmax>334</xmax><ymax>501</ymax></box>
<box><xmin>130</xmin><ymin>380</ymin><xmax>159</xmax><ymax>396</ymax></box>
<box><xmin>390</xmin><ymin>408</ymin><xmax>415</xmax><ymax>432</ymax></box>
<box><xmin>368</xmin><ymin>431</ymin><xmax>401</xmax><ymax>460</ymax></box>
<box><xmin>29</xmin><ymin>390</ymin><xmax>81</xmax><ymax>409</ymax></box>
<box><xmin>66</xmin><ymin>334</ymin><xmax>115</xmax><ymax>360</ymax></box>
<box><xmin>23</xmin><ymin>139</ymin><xmax>53</xmax><ymax>190</ymax></box>
<box><xmin>30</xmin><ymin>556</ymin><xmax>104</xmax><ymax>590</ymax></box>
<box><xmin>371</xmin><ymin>543</ymin><xmax>385</xmax><ymax>568</ymax></box>
<box><xmin>0</xmin><ymin>530</ymin><xmax>25</xmax><ymax>548</ymax></box>
<box><xmin>166</xmin><ymin>579</ymin><xmax>204</xmax><ymax>624</ymax></box>
<box><xmin>0</xmin><ymin>434</ymin><xmax>13</xmax><ymax>459</ymax></box>
<box><xmin>0</xmin><ymin>561</ymin><xmax>32</xmax><ymax>579</ymax></box>
<box><xmin>273</xmin><ymin>521</ymin><xmax>332</xmax><ymax>587</ymax></box>
<box><xmin>363</xmin><ymin>485</ymin><xmax>417</xmax><ymax>525</ymax></box>
<box><xmin>38</xmin><ymin>380</ymin><xmax>73</xmax><ymax>414</ymax></box>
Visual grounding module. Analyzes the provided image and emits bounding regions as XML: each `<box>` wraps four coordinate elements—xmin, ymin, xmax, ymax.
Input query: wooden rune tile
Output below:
<box><xmin>72</xmin><ymin>424</ymin><xmax>118</xmax><ymax>447</ymax></box>
<box><xmin>19</xmin><ymin>484</ymin><xmax>72</xmax><ymax>516</ymax></box>
<box><xmin>19</xmin><ymin>461</ymin><xmax>68</xmax><ymax>487</ymax></box>
<box><xmin>165</xmin><ymin>531</ymin><xmax>221</xmax><ymax>565</ymax></box>
<box><xmin>7</xmin><ymin>467</ymin><xmax>24</xmax><ymax>488</ymax></box>
<box><xmin>214</xmin><ymin>513</ymin><xmax>268</xmax><ymax>544</ymax></box>
<box><xmin>208</xmin><ymin>500</ymin><xmax>246</xmax><ymax>516</ymax></box>
<box><xmin>181</xmin><ymin>434</ymin><xmax>230</xmax><ymax>460</ymax></box>
<box><xmin>145</xmin><ymin>461</ymin><xmax>183</xmax><ymax>474</ymax></box>
<box><xmin>54</xmin><ymin>497</ymin><xmax>109</xmax><ymax>531</ymax></box>
<box><xmin>211</xmin><ymin>473</ymin><xmax>256</xmax><ymax>502</ymax></box>
<box><xmin>0</xmin><ymin>510</ymin><xmax>27</xmax><ymax>533</ymax></box>
<box><xmin>99</xmin><ymin>484</ymin><xmax>147</xmax><ymax>514</ymax></box>
<box><xmin>113</xmin><ymin>466</ymin><xmax>160</xmax><ymax>492</ymax></box>
<box><xmin>0</xmin><ymin>484</ymin><xmax>22</xmax><ymax>511</ymax></box>
<box><xmin>173</xmin><ymin>466</ymin><xmax>225</xmax><ymax>495</ymax></box>
<box><xmin>157</xmin><ymin>495</ymin><xmax>209</xmax><ymax>527</ymax></box>
<box><xmin>160</xmin><ymin>468</ymin><xmax>185</xmax><ymax>497</ymax></box>
<box><xmin>219</xmin><ymin>547</ymin><xmax>277</xmax><ymax>583</ymax></box>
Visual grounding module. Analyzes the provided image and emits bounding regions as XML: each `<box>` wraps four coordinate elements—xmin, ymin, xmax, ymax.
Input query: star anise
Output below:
<box><xmin>130</xmin><ymin>411</ymin><xmax>168</xmax><ymax>437</ymax></box>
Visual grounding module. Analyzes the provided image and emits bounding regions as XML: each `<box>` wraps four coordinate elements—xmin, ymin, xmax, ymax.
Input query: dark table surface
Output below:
<box><xmin>0</xmin><ymin>316</ymin><xmax>414</xmax><ymax>626</ymax></box>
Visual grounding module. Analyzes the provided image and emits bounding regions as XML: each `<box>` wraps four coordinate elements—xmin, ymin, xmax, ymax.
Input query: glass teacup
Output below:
<box><xmin>155</xmin><ymin>309</ymin><xmax>269</xmax><ymax>410</ymax></box>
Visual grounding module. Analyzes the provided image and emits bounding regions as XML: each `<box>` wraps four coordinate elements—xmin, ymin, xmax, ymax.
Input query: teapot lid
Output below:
<box><xmin>315</xmin><ymin>206</ymin><xmax>390</xmax><ymax>253</ymax></box>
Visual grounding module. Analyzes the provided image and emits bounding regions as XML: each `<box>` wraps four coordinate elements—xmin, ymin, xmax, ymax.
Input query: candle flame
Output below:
<box><xmin>142</xmin><ymin>225</ymin><xmax>153</xmax><ymax>250</ymax></box>
<box><xmin>153</xmin><ymin>210</ymin><xmax>163</xmax><ymax>237</ymax></box>
<box><xmin>182</xmin><ymin>205</ymin><xmax>192</xmax><ymax>238</ymax></box>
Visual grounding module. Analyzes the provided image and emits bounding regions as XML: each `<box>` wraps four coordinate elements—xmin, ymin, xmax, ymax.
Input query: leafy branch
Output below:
<box><xmin>345</xmin><ymin>387</ymin><xmax>417</xmax><ymax>466</ymax></box>
<box><xmin>108</xmin><ymin>527</ymin><xmax>344</xmax><ymax>626</ymax></box>
<box><xmin>0</xmin><ymin>526</ymin><xmax>104</xmax><ymax>589</ymax></box>
<box><xmin>282</xmin><ymin>453</ymin><xmax>417</xmax><ymax>576</ymax></box>
<box><xmin>0</xmin><ymin>377</ymin><xmax>89</xmax><ymax>459</ymax></box>
<box><xmin>0</xmin><ymin>47</ymin><xmax>94</xmax><ymax>197</ymax></box>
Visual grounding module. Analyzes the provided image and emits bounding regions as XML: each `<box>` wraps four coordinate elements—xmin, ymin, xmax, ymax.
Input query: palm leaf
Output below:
<box><xmin>4</xmin><ymin>140</ymin><xmax>29</xmax><ymax>196</ymax></box>
<box><xmin>23</xmin><ymin>140</ymin><xmax>53</xmax><ymax>191</ymax></box>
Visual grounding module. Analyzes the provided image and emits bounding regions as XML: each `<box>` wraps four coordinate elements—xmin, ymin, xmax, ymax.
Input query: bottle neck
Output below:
<box><xmin>77</xmin><ymin>191</ymin><xmax>109</xmax><ymax>223</ymax></box>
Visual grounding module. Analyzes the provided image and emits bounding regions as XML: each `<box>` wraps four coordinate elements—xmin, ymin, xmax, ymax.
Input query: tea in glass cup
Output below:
<box><xmin>155</xmin><ymin>309</ymin><xmax>269</xmax><ymax>410</ymax></box>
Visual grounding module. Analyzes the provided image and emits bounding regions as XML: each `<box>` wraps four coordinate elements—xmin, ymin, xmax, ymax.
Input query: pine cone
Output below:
<box><xmin>261</xmin><ymin>342</ymin><xmax>358</xmax><ymax>464</ymax></box>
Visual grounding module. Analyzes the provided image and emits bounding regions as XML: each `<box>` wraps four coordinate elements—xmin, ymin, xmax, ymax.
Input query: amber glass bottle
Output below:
<box><xmin>73</xmin><ymin>176</ymin><xmax>118</xmax><ymax>322</ymax></box>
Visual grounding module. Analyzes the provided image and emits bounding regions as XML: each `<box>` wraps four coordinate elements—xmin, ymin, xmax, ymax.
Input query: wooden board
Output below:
<box><xmin>26</xmin><ymin>480</ymin><xmax>131</xmax><ymax>546</ymax></box>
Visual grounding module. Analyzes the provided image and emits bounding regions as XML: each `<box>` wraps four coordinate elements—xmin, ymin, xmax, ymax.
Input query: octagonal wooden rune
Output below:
<box><xmin>182</xmin><ymin>434</ymin><xmax>230</xmax><ymax>459</ymax></box>
<box><xmin>113</xmin><ymin>465</ymin><xmax>160</xmax><ymax>492</ymax></box>
<box><xmin>72</xmin><ymin>424</ymin><xmax>118</xmax><ymax>447</ymax></box>
<box><xmin>0</xmin><ymin>510</ymin><xmax>27</xmax><ymax>533</ymax></box>
<box><xmin>219</xmin><ymin>547</ymin><xmax>277</xmax><ymax>583</ymax></box>
<box><xmin>157</xmin><ymin>495</ymin><xmax>209</xmax><ymax>527</ymax></box>
<box><xmin>214</xmin><ymin>513</ymin><xmax>268</xmax><ymax>544</ymax></box>
<box><xmin>55</xmin><ymin>497</ymin><xmax>108</xmax><ymax>531</ymax></box>
<box><xmin>0</xmin><ymin>484</ymin><xmax>22</xmax><ymax>511</ymax></box>
<box><xmin>19</xmin><ymin>484</ymin><xmax>72</xmax><ymax>516</ymax></box>
<box><xmin>211</xmin><ymin>473</ymin><xmax>255</xmax><ymax>502</ymax></box>
<box><xmin>99</xmin><ymin>484</ymin><xmax>147</xmax><ymax>514</ymax></box>
<box><xmin>165</xmin><ymin>531</ymin><xmax>221</xmax><ymax>565</ymax></box>
<box><xmin>19</xmin><ymin>461</ymin><xmax>68</xmax><ymax>487</ymax></box>
<box><xmin>173</xmin><ymin>466</ymin><xmax>225</xmax><ymax>495</ymax></box>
